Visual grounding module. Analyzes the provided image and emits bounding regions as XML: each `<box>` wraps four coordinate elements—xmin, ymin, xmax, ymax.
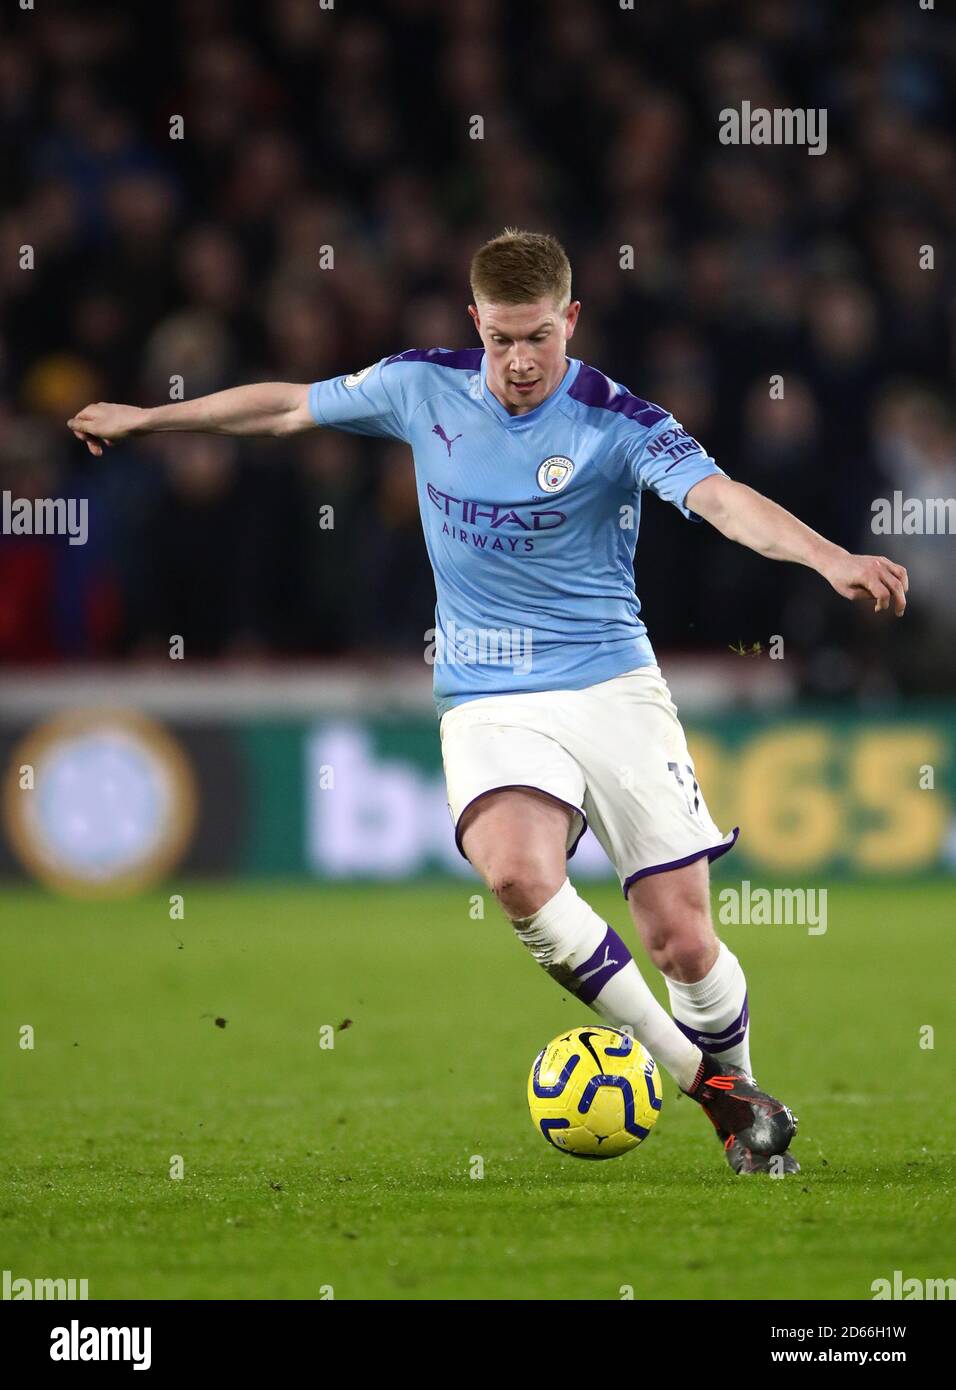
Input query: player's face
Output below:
<box><xmin>468</xmin><ymin>296</ymin><xmax>581</xmax><ymax>415</ymax></box>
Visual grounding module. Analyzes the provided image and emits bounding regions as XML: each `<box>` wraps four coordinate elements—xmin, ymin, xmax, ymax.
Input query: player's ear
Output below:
<box><xmin>565</xmin><ymin>300</ymin><xmax>581</xmax><ymax>338</ymax></box>
<box><xmin>467</xmin><ymin>304</ymin><xmax>480</xmax><ymax>333</ymax></box>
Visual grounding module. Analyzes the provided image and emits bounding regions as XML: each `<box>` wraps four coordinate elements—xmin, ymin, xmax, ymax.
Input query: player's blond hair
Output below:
<box><xmin>470</xmin><ymin>229</ymin><xmax>572</xmax><ymax>313</ymax></box>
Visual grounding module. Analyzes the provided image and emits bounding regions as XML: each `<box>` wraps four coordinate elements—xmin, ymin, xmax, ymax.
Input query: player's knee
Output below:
<box><xmin>491</xmin><ymin>859</ymin><xmax>563</xmax><ymax>920</ymax></box>
<box><xmin>663</xmin><ymin>940</ymin><xmax>719</xmax><ymax>983</ymax></box>
<box><xmin>648</xmin><ymin>916</ymin><xmax>718</xmax><ymax>982</ymax></box>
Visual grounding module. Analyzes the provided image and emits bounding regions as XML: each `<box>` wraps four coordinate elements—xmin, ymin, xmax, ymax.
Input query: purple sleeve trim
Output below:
<box><xmin>621</xmin><ymin>826</ymin><xmax>740</xmax><ymax>898</ymax></box>
<box><xmin>683</xmin><ymin>468</ymin><xmax>726</xmax><ymax>523</ymax></box>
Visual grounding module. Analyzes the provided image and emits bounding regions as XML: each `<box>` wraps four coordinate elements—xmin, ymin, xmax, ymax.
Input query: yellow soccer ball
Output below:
<box><xmin>528</xmin><ymin>1026</ymin><xmax>662</xmax><ymax>1158</ymax></box>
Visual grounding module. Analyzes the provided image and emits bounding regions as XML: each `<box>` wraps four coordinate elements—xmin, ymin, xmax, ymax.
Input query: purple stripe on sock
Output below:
<box><xmin>674</xmin><ymin>1018</ymin><xmax>749</xmax><ymax>1056</ymax></box>
<box><xmin>690</xmin><ymin>995</ymin><xmax>748</xmax><ymax>1044</ymax></box>
<box><xmin>574</xmin><ymin>925</ymin><xmax>631</xmax><ymax>1006</ymax></box>
<box><xmin>676</xmin><ymin>1022</ymin><xmax>749</xmax><ymax>1054</ymax></box>
<box><xmin>673</xmin><ymin>1013</ymin><xmax>750</xmax><ymax>1048</ymax></box>
<box><xmin>673</xmin><ymin>993</ymin><xmax>749</xmax><ymax>1051</ymax></box>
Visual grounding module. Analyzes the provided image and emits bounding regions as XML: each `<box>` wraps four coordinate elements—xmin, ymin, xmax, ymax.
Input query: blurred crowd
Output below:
<box><xmin>1</xmin><ymin>0</ymin><xmax>954</xmax><ymax>694</ymax></box>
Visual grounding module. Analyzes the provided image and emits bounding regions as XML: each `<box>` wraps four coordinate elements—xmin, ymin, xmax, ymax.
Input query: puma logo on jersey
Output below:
<box><xmin>433</xmin><ymin>423</ymin><xmax>463</xmax><ymax>457</ymax></box>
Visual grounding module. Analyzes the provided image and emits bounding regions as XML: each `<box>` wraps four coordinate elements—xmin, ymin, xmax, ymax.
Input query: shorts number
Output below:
<box><xmin>667</xmin><ymin>761</ymin><xmax>700</xmax><ymax>817</ymax></box>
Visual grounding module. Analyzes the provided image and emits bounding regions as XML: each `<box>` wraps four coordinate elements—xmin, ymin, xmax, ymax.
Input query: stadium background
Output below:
<box><xmin>1</xmin><ymin>0</ymin><xmax>955</xmax><ymax>1304</ymax></box>
<box><xmin>1</xmin><ymin>0</ymin><xmax>954</xmax><ymax>887</ymax></box>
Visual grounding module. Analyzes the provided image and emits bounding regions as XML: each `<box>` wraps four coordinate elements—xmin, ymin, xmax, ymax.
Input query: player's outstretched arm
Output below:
<box><xmin>686</xmin><ymin>474</ymin><xmax>909</xmax><ymax>616</ymax></box>
<box><xmin>67</xmin><ymin>383</ymin><xmax>315</xmax><ymax>456</ymax></box>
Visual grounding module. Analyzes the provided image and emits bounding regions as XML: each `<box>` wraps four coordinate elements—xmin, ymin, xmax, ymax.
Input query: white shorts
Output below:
<box><xmin>439</xmin><ymin>664</ymin><xmax>738</xmax><ymax>897</ymax></box>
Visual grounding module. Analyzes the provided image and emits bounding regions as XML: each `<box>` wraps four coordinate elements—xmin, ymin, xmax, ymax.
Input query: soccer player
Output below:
<box><xmin>68</xmin><ymin>229</ymin><xmax>908</xmax><ymax>1175</ymax></box>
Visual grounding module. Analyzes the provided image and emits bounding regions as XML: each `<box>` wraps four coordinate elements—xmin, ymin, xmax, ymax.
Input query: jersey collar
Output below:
<box><xmin>480</xmin><ymin>353</ymin><xmax>582</xmax><ymax>428</ymax></box>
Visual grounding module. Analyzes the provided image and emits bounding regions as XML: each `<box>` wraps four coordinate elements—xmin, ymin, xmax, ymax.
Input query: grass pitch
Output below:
<box><xmin>1</xmin><ymin>879</ymin><xmax>953</xmax><ymax>1300</ymax></box>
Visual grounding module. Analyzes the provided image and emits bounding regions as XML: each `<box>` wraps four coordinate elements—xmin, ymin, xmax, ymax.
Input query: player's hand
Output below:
<box><xmin>824</xmin><ymin>552</ymin><xmax>909</xmax><ymax>615</ymax></box>
<box><xmin>66</xmin><ymin>402</ymin><xmax>146</xmax><ymax>456</ymax></box>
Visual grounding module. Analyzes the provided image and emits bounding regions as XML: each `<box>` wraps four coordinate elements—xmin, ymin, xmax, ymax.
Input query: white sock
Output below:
<box><xmin>664</xmin><ymin>941</ymin><xmax>752</xmax><ymax>1076</ymax></box>
<box><xmin>511</xmin><ymin>878</ymin><xmax>703</xmax><ymax>1091</ymax></box>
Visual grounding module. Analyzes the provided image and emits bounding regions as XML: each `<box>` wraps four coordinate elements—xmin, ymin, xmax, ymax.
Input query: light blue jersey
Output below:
<box><xmin>308</xmin><ymin>349</ymin><xmax>726</xmax><ymax>716</ymax></box>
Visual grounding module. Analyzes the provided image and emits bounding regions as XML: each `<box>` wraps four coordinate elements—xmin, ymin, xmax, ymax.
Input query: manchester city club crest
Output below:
<box><xmin>344</xmin><ymin>364</ymin><xmax>375</xmax><ymax>389</ymax></box>
<box><xmin>536</xmin><ymin>456</ymin><xmax>575</xmax><ymax>493</ymax></box>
